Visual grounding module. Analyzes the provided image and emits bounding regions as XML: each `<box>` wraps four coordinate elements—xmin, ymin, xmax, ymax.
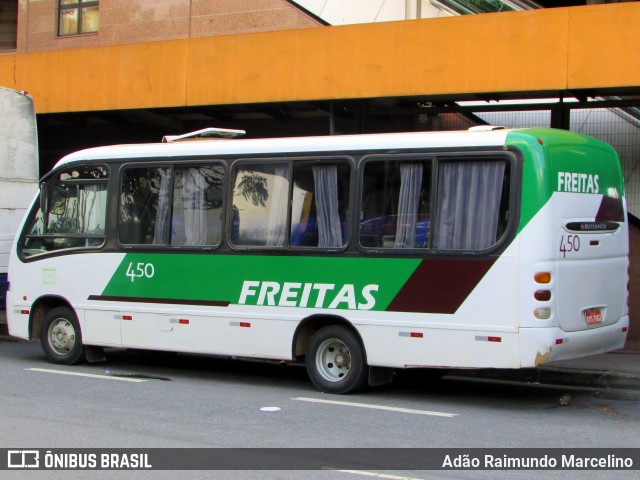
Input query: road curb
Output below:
<box><xmin>538</xmin><ymin>367</ymin><xmax>640</xmax><ymax>391</ymax></box>
<box><xmin>448</xmin><ymin>367</ymin><xmax>640</xmax><ymax>391</ymax></box>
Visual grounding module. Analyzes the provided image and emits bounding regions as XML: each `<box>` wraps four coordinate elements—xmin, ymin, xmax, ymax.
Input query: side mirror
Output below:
<box><xmin>40</xmin><ymin>183</ymin><xmax>68</xmax><ymax>216</ymax></box>
<box><xmin>39</xmin><ymin>182</ymin><xmax>48</xmax><ymax>213</ymax></box>
<box><xmin>49</xmin><ymin>186</ymin><xmax>68</xmax><ymax>216</ymax></box>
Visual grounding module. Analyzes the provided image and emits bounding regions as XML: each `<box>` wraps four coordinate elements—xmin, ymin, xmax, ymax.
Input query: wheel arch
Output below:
<box><xmin>29</xmin><ymin>295</ymin><xmax>76</xmax><ymax>340</ymax></box>
<box><xmin>292</xmin><ymin>314</ymin><xmax>366</xmax><ymax>362</ymax></box>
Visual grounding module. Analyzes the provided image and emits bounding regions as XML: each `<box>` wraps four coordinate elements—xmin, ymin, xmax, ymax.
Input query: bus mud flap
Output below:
<box><xmin>368</xmin><ymin>366</ymin><xmax>394</xmax><ymax>387</ymax></box>
<box><xmin>85</xmin><ymin>346</ymin><xmax>106</xmax><ymax>363</ymax></box>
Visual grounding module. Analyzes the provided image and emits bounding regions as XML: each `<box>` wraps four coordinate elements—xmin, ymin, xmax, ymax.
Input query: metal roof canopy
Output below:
<box><xmin>35</xmin><ymin>92</ymin><xmax>640</xmax><ymax>169</ymax></box>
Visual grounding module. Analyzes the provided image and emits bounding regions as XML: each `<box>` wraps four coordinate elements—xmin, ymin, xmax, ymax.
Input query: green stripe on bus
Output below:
<box><xmin>101</xmin><ymin>254</ymin><xmax>422</xmax><ymax>312</ymax></box>
<box><xmin>507</xmin><ymin>129</ymin><xmax>625</xmax><ymax>234</ymax></box>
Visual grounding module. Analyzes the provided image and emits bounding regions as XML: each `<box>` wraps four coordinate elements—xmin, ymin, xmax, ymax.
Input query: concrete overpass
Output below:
<box><xmin>0</xmin><ymin>4</ymin><xmax>638</xmax><ymax>114</ymax></box>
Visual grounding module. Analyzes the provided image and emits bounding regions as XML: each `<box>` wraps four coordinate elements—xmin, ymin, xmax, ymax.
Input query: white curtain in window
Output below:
<box><xmin>265</xmin><ymin>165</ymin><xmax>289</xmax><ymax>246</ymax></box>
<box><xmin>181</xmin><ymin>168</ymin><xmax>208</xmax><ymax>246</ymax></box>
<box><xmin>78</xmin><ymin>184</ymin><xmax>107</xmax><ymax>234</ymax></box>
<box><xmin>434</xmin><ymin>161</ymin><xmax>505</xmax><ymax>250</ymax></box>
<box><xmin>153</xmin><ymin>169</ymin><xmax>171</xmax><ymax>244</ymax></box>
<box><xmin>394</xmin><ymin>163</ymin><xmax>423</xmax><ymax>248</ymax></box>
<box><xmin>313</xmin><ymin>165</ymin><xmax>343</xmax><ymax>248</ymax></box>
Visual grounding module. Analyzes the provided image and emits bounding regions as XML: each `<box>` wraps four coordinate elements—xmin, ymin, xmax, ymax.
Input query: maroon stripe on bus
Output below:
<box><xmin>88</xmin><ymin>295</ymin><xmax>230</xmax><ymax>307</ymax></box>
<box><xmin>595</xmin><ymin>195</ymin><xmax>625</xmax><ymax>223</ymax></box>
<box><xmin>387</xmin><ymin>257</ymin><xmax>498</xmax><ymax>314</ymax></box>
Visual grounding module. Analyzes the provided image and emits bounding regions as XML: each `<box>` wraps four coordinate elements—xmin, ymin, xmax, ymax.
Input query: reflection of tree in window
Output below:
<box><xmin>47</xmin><ymin>184</ymin><xmax>106</xmax><ymax>235</ymax></box>
<box><xmin>235</xmin><ymin>172</ymin><xmax>269</xmax><ymax>207</ymax></box>
<box><xmin>231</xmin><ymin>166</ymin><xmax>289</xmax><ymax>247</ymax></box>
<box><xmin>174</xmin><ymin>168</ymin><xmax>225</xmax><ymax>215</ymax></box>
<box><xmin>20</xmin><ymin>165</ymin><xmax>108</xmax><ymax>256</ymax></box>
<box><xmin>120</xmin><ymin>166</ymin><xmax>225</xmax><ymax>246</ymax></box>
<box><xmin>119</xmin><ymin>168</ymin><xmax>168</xmax><ymax>245</ymax></box>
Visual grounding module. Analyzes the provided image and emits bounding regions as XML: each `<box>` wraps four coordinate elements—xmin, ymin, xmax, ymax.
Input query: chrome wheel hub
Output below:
<box><xmin>315</xmin><ymin>338</ymin><xmax>351</xmax><ymax>382</ymax></box>
<box><xmin>48</xmin><ymin>319</ymin><xmax>76</xmax><ymax>355</ymax></box>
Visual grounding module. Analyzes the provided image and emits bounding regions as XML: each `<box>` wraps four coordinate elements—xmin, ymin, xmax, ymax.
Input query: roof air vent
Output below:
<box><xmin>468</xmin><ymin>125</ymin><xmax>506</xmax><ymax>132</ymax></box>
<box><xmin>162</xmin><ymin>127</ymin><xmax>246</xmax><ymax>143</ymax></box>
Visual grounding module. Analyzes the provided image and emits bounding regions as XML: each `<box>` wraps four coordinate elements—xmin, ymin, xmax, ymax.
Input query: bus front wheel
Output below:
<box><xmin>40</xmin><ymin>307</ymin><xmax>86</xmax><ymax>365</ymax></box>
<box><xmin>305</xmin><ymin>326</ymin><xmax>368</xmax><ymax>394</ymax></box>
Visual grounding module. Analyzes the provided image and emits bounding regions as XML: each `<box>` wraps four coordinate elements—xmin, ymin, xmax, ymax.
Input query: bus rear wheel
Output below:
<box><xmin>40</xmin><ymin>307</ymin><xmax>86</xmax><ymax>365</ymax></box>
<box><xmin>305</xmin><ymin>326</ymin><xmax>368</xmax><ymax>394</ymax></box>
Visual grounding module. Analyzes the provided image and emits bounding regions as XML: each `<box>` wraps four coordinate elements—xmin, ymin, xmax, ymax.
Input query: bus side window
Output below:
<box><xmin>120</xmin><ymin>167</ymin><xmax>170</xmax><ymax>245</ymax></box>
<box><xmin>289</xmin><ymin>163</ymin><xmax>350</xmax><ymax>248</ymax></box>
<box><xmin>231</xmin><ymin>164</ymin><xmax>290</xmax><ymax>247</ymax></box>
<box><xmin>119</xmin><ymin>165</ymin><xmax>224</xmax><ymax>247</ymax></box>
<box><xmin>171</xmin><ymin>166</ymin><xmax>225</xmax><ymax>246</ymax></box>
<box><xmin>359</xmin><ymin>159</ymin><xmax>432</xmax><ymax>249</ymax></box>
<box><xmin>433</xmin><ymin>159</ymin><xmax>508</xmax><ymax>251</ymax></box>
<box><xmin>20</xmin><ymin>166</ymin><xmax>109</xmax><ymax>257</ymax></box>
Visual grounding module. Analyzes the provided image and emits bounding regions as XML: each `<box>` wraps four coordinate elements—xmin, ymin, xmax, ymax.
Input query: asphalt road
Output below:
<box><xmin>1</xmin><ymin>332</ymin><xmax>640</xmax><ymax>480</ymax></box>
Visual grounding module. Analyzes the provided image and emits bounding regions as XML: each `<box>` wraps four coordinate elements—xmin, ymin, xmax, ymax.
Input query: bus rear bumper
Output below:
<box><xmin>519</xmin><ymin>316</ymin><xmax>629</xmax><ymax>368</ymax></box>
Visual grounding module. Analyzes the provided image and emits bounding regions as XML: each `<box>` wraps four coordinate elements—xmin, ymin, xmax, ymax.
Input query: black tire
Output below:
<box><xmin>40</xmin><ymin>307</ymin><xmax>86</xmax><ymax>365</ymax></box>
<box><xmin>305</xmin><ymin>325</ymin><xmax>368</xmax><ymax>394</ymax></box>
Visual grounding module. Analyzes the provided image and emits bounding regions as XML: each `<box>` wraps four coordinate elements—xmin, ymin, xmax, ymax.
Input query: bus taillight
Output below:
<box><xmin>534</xmin><ymin>273</ymin><xmax>552</xmax><ymax>319</ymax></box>
<box><xmin>534</xmin><ymin>272</ymin><xmax>551</xmax><ymax>284</ymax></box>
<box><xmin>534</xmin><ymin>308</ymin><xmax>551</xmax><ymax>320</ymax></box>
<box><xmin>534</xmin><ymin>290</ymin><xmax>551</xmax><ymax>301</ymax></box>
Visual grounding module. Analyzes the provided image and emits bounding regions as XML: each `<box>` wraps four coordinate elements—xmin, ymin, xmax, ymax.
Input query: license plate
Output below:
<box><xmin>585</xmin><ymin>309</ymin><xmax>603</xmax><ymax>326</ymax></box>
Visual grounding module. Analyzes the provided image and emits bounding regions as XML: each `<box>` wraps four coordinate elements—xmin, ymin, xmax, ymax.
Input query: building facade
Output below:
<box><xmin>12</xmin><ymin>0</ymin><xmax>320</xmax><ymax>53</ymax></box>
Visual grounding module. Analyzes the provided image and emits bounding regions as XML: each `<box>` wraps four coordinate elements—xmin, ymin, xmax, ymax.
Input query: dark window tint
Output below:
<box><xmin>360</xmin><ymin>160</ymin><xmax>432</xmax><ymax>249</ymax></box>
<box><xmin>290</xmin><ymin>163</ymin><xmax>350</xmax><ymax>248</ymax></box>
<box><xmin>119</xmin><ymin>165</ymin><xmax>224</xmax><ymax>246</ymax></box>
<box><xmin>359</xmin><ymin>156</ymin><xmax>510</xmax><ymax>251</ymax></box>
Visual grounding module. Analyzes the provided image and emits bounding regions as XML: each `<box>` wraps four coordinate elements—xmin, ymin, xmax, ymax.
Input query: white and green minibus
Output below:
<box><xmin>6</xmin><ymin>127</ymin><xmax>629</xmax><ymax>393</ymax></box>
